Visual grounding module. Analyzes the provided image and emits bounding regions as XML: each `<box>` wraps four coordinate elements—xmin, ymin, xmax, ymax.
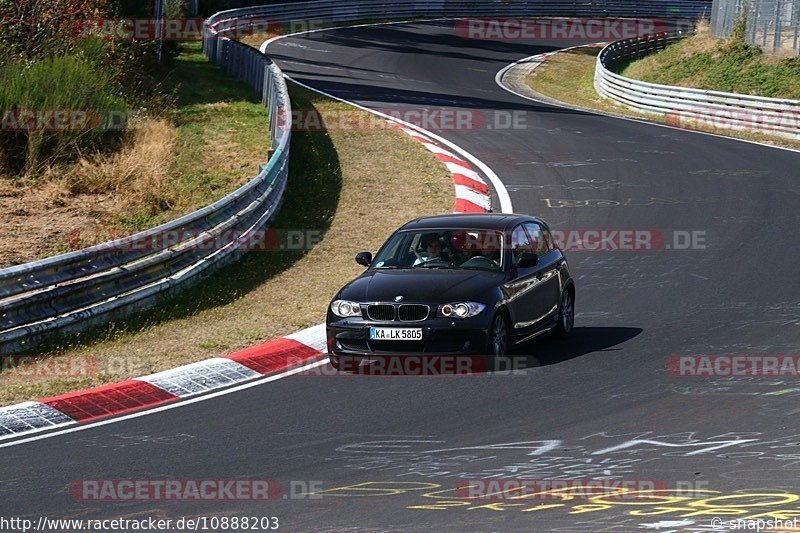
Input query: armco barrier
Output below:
<box><xmin>594</xmin><ymin>32</ymin><xmax>800</xmax><ymax>139</ymax></box>
<box><xmin>0</xmin><ymin>28</ymin><xmax>291</xmax><ymax>354</ymax></box>
<box><xmin>203</xmin><ymin>0</ymin><xmax>710</xmax><ymax>28</ymax></box>
<box><xmin>0</xmin><ymin>0</ymin><xmax>710</xmax><ymax>354</ymax></box>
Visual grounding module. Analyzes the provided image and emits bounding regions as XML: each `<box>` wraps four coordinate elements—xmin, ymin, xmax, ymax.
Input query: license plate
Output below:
<box><xmin>370</xmin><ymin>327</ymin><xmax>422</xmax><ymax>341</ymax></box>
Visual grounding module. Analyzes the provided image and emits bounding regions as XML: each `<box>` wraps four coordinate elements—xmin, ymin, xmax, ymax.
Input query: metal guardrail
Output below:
<box><xmin>594</xmin><ymin>32</ymin><xmax>800</xmax><ymax>138</ymax></box>
<box><xmin>0</xmin><ymin>0</ymin><xmax>710</xmax><ymax>354</ymax></box>
<box><xmin>203</xmin><ymin>0</ymin><xmax>711</xmax><ymax>31</ymax></box>
<box><xmin>0</xmin><ymin>24</ymin><xmax>291</xmax><ymax>354</ymax></box>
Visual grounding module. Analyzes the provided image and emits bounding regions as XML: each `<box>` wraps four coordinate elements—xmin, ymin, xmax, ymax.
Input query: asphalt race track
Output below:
<box><xmin>3</xmin><ymin>21</ymin><xmax>800</xmax><ymax>532</ymax></box>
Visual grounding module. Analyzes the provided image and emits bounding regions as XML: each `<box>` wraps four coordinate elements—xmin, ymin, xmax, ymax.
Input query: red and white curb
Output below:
<box><xmin>0</xmin><ymin>115</ymin><xmax>491</xmax><ymax>444</ymax></box>
<box><xmin>0</xmin><ymin>325</ymin><xmax>328</xmax><ymax>441</ymax></box>
<box><xmin>397</xmin><ymin>126</ymin><xmax>492</xmax><ymax>213</ymax></box>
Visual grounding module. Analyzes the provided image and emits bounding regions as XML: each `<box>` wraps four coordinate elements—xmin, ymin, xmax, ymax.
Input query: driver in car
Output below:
<box><xmin>414</xmin><ymin>233</ymin><xmax>451</xmax><ymax>265</ymax></box>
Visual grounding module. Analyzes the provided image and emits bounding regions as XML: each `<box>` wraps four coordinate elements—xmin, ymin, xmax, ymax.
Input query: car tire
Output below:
<box><xmin>552</xmin><ymin>287</ymin><xmax>575</xmax><ymax>340</ymax></box>
<box><xmin>329</xmin><ymin>355</ymin><xmax>342</xmax><ymax>371</ymax></box>
<box><xmin>484</xmin><ymin>311</ymin><xmax>509</xmax><ymax>371</ymax></box>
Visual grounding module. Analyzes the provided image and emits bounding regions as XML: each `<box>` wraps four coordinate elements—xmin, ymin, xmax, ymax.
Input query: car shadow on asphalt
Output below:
<box><xmin>506</xmin><ymin>326</ymin><xmax>643</xmax><ymax>369</ymax></box>
<box><xmin>335</xmin><ymin>327</ymin><xmax>642</xmax><ymax>376</ymax></box>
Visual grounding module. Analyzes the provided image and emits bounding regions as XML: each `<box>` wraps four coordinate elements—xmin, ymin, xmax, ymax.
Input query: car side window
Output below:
<box><xmin>543</xmin><ymin>228</ymin><xmax>557</xmax><ymax>251</ymax></box>
<box><xmin>510</xmin><ymin>224</ymin><xmax>533</xmax><ymax>263</ymax></box>
<box><xmin>523</xmin><ymin>222</ymin><xmax>550</xmax><ymax>256</ymax></box>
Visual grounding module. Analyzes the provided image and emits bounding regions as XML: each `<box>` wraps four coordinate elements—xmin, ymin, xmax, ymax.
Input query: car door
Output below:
<box><xmin>504</xmin><ymin>223</ymin><xmax>543</xmax><ymax>337</ymax></box>
<box><xmin>523</xmin><ymin>222</ymin><xmax>562</xmax><ymax>330</ymax></box>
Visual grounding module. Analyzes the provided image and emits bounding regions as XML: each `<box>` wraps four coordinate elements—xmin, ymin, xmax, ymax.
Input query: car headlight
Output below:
<box><xmin>331</xmin><ymin>300</ymin><xmax>362</xmax><ymax>318</ymax></box>
<box><xmin>437</xmin><ymin>302</ymin><xmax>486</xmax><ymax>318</ymax></box>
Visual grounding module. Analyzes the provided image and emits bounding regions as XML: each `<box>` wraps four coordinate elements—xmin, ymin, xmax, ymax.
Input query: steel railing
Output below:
<box><xmin>0</xmin><ymin>22</ymin><xmax>291</xmax><ymax>354</ymax></box>
<box><xmin>594</xmin><ymin>32</ymin><xmax>800</xmax><ymax>138</ymax></box>
<box><xmin>1</xmin><ymin>0</ymin><xmax>710</xmax><ymax>353</ymax></box>
<box><xmin>203</xmin><ymin>0</ymin><xmax>710</xmax><ymax>26</ymax></box>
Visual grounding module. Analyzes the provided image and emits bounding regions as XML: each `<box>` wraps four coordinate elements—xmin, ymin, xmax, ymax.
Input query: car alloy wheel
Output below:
<box><xmin>554</xmin><ymin>289</ymin><xmax>574</xmax><ymax>339</ymax></box>
<box><xmin>490</xmin><ymin>313</ymin><xmax>508</xmax><ymax>356</ymax></box>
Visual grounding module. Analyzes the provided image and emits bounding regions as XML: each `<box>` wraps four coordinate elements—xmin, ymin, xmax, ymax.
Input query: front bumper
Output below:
<box><xmin>326</xmin><ymin>315</ymin><xmax>492</xmax><ymax>358</ymax></box>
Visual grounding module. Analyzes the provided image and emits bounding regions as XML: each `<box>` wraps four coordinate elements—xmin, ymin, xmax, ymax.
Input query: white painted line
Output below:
<box><xmin>0</xmin><ymin>358</ymin><xmax>330</xmax><ymax>449</ymax></box>
<box><xmin>137</xmin><ymin>358</ymin><xmax>261</xmax><ymax>398</ymax></box>
<box><xmin>494</xmin><ymin>46</ymin><xmax>800</xmax><ymax>155</ymax></box>
<box><xmin>261</xmin><ymin>24</ymin><xmax>513</xmax><ymax>214</ymax></box>
<box><xmin>444</xmin><ymin>162</ymin><xmax>484</xmax><ymax>183</ymax></box>
<box><xmin>454</xmin><ymin>185</ymin><xmax>491</xmax><ymax>210</ymax></box>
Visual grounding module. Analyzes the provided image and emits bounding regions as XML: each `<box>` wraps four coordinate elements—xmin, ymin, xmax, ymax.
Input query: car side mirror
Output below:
<box><xmin>515</xmin><ymin>252</ymin><xmax>539</xmax><ymax>269</ymax></box>
<box><xmin>355</xmin><ymin>251</ymin><xmax>372</xmax><ymax>267</ymax></box>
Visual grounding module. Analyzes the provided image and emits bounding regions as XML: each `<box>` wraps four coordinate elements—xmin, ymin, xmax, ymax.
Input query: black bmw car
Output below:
<box><xmin>326</xmin><ymin>213</ymin><xmax>575</xmax><ymax>370</ymax></box>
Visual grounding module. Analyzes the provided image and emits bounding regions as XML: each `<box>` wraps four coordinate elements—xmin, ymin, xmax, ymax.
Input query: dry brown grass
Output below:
<box><xmin>0</xmin><ymin>86</ymin><xmax>454</xmax><ymax>405</ymax></box>
<box><xmin>66</xmin><ymin>119</ymin><xmax>178</xmax><ymax>217</ymax></box>
<box><xmin>690</xmin><ymin>19</ymin><xmax>718</xmax><ymax>53</ymax></box>
<box><xmin>0</xmin><ymin>177</ymin><xmax>118</xmax><ymax>267</ymax></box>
<box><xmin>0</xmin><ymin>119</ymin><xmax>182</xmax><ymax>264</ymax></box>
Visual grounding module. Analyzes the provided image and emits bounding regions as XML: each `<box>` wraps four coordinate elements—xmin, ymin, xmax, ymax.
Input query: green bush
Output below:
<box><xmin>0</xmin><ymin>54</ymin><xmax>129</xmax><ymax>176</ymax></box>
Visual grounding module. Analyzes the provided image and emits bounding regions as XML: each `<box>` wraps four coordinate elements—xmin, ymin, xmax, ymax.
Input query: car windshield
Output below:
<box><xmin>372</xmin><ymin>229</ymin><xmax>505</xmax><ymax>271</ymax></box>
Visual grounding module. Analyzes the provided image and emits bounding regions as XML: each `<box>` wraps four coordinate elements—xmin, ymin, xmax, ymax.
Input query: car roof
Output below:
<box><xmin>399</xmin><ymin>213</ymin><xmax>545</xmax><ymax>232</ymax></box>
